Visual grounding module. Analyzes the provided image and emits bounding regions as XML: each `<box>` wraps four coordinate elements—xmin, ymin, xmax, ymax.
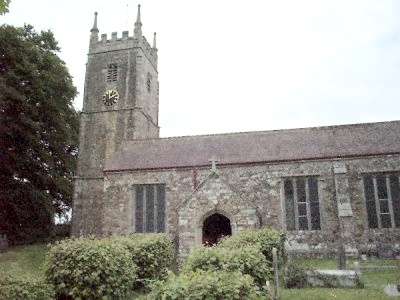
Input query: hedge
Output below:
<box><xmin>45</xmin><ymin>237</ymin><xmax>137</xmax><ymax>299</ymax></box>
<box><xmin>0</xmin><ymin>275</ymin><xmax>54</xmax><ymax>300</ymax></box>
<box><xmin>184</xmin><ymin>245</ymin><xmax>271</xmax><ymax>289</ymax></box>
<box><xmin>116</xmin><ymin>233</ymin><xmax>174</xmax><ymax>288</ymax></box>
<box><xmin>151</xmin><ymin>270</ymin><xmax>263</xmax><ymax>300</ymax></box>
<box><xmin>218</xmin><ymin>228</ymin><xmax>285</xmax><ymax>262</ymax></box>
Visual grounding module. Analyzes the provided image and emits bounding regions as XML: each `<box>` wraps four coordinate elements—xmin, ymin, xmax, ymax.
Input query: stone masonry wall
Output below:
<box><xmin>101</xmin><ymin>154</ymin><xmax>400</xmax><ymax>258</ymax></box>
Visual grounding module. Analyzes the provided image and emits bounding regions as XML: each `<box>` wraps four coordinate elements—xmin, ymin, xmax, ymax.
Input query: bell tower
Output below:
<box><xmin>71</xmin><ymin>5</ymin><xmax>159</xmax><ymax>236</ymax></box>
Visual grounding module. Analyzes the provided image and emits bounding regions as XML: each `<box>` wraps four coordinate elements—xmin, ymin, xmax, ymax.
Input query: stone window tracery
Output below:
<box><xmin>363</xmin><ymin>173</ymin><xmax>400</xmax><ymax>229</ymax></box>
<box><xmin>284</xmin><ymin>176</ymin><xmax>321</xmax><ymax>231</ymax></box>
<box><xmin>133</xmin><ymin>184</ymin><xmax>165</xmax><ymax>233</ymax></box>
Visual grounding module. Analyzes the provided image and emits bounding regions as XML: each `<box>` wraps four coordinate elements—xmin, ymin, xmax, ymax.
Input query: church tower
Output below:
<box><xmin>71</xmin><ymin>5</ymin><xmax>159</xmax><ymax>236</ymax></box>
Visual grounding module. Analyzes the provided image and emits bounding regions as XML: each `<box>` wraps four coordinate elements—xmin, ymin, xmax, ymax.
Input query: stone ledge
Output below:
<box><xmin>306</xmin><ymin>269</ymin><xmax>363</xmax><ymax>288</ymax></box>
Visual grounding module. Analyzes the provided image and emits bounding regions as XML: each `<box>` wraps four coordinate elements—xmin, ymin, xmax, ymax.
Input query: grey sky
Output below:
<box><xmin>2</xmin><ymin>0</ymin><xmax>400</xmax><ymax>137</ymax></box>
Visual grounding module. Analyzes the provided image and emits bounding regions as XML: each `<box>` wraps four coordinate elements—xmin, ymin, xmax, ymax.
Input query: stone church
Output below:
<box><xmin>71</xmin><ymin>6</ymin><xmax>400</xmax><ymax>258</ymax></box>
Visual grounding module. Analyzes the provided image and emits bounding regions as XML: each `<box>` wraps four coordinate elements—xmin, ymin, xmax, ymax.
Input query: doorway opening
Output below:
<box><xmin>202</xmin><ymin>213</ymin><xmax>232</xmax><ymax>245</ymax></box>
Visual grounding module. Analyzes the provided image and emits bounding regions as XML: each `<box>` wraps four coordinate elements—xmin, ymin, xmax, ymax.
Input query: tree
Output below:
<box><xmin>0</xmin><ymin>24</ymin><xmax>79</xmax><ymax>244</ymax></box>
<box><xmin>0</xmin><ymin>0</ymin><xmax>11</xmax><ymax>15</ymax></box>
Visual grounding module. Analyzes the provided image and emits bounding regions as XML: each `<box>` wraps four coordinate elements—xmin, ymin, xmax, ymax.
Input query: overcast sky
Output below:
<box><xmin>2</xmin><ymin>0</ymin><xmax>400</xmax><ymax>137</ymax></box>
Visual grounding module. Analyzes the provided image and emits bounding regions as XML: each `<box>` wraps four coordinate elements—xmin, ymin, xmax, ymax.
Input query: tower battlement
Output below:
<box><xmin>88</xmin><ymin>5</ymin><xmax>158</xmax><ymax>69</ymax></box>
<box><xmin>90</xmin><ymin>31</ymin><xmax>158</xmax><ymax>69</ymax></box>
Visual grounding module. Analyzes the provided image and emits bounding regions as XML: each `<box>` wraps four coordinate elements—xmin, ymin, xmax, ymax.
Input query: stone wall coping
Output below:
<box><xmin>311</xmin><ymin>269</ymin><xmax>357</xmax><ymax>276</ymax></box>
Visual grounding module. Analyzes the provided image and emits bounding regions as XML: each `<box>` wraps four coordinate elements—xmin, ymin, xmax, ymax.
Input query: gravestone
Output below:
<box><xmin>384</xmin><ymin>284</ymin><xmax>400</xmax><ymax>297</ymax></box>
<box><xmin>338</xmin><ymin>243</ymin><xmax>346</xmax><ymax>270</ymax></box>
<box><xmin>378</xmin><ymin>244</ymin><xmax>394</xmax><ymax>259</ymax></box>
<box><xmin>0</xmin><ymin>233</ymin><xmax>8</xmax><ymax>252</ymax></box>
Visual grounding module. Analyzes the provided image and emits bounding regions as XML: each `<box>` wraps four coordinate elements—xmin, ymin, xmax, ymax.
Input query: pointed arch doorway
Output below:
<box><xmin>202</xmin><ymin>213</ymin><xmax>232</xmax><ymax>245</ymax></box>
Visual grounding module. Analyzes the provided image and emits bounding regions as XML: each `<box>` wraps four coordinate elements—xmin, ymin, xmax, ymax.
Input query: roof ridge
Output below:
<box><xmin>122</xmin><ymin>119</ymin><xmax>400</xmax><ymax>144</ymax></box>
<box><xmin>108</xmin><ymin>120</ymin><xmax>400</xmax><ymax>172</ymax></box>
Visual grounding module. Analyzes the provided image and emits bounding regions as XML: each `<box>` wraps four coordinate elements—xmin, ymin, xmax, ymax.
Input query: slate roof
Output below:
<box><xmin>104</xmin><ymin>120</ymin><xmax>400</xmax><ymax>172</ymax></box>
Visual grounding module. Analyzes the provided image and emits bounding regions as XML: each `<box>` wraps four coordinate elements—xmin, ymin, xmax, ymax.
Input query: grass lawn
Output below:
<box><xmin>0</xmin><ymin>243</ymin><xmax>49</xmax><ymax>280</ymax></box>
<box><xmin>281</xmin><ymin>258</ymin><xmax>400</xmax><ymax>299</ymax></box>
<box><xmin>1</xmin><ymin>244</ymin><xmax>399</xmax><ymax>299</ymax></box>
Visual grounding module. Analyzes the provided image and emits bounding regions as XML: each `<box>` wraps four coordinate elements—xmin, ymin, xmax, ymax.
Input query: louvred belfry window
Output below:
<box><xmin>106</xmin><ymin>63</ymin><xmax>118</xmax><ymax>82</ymax></box>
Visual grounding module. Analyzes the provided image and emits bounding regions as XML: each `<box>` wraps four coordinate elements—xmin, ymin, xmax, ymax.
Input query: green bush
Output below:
<box><xmin>45</xmin><ymin>237</ymin><xmax>137</xmax><ymax>299</ymax></box>
<box><xmin>0</xmin><ymin>275</ymin><xmax>54</xmax><ymax>300</ymax></box>
<box><xmin>184</xmin><ymin>245</ymin><xmax>271</xmax><ymax>289</ymax></box>
<box><xmin>218</xmin><ymin>228</ymin><xmax>285</xmax><ymax>262</ymax></box>
<box><xmin>116</xmin><ymin>233</ymin><xmax>174</xmax><ymax>288</ymax></box>
<box><xmin>151</xmin><ymin>270</ymin><xmax>262</xmax><ymax>300</ymax></box>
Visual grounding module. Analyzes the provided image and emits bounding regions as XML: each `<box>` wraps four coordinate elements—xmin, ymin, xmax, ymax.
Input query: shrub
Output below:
<box><xmin>218</xmin><ymin>228</ymin><xmax>285</xmax><ymax>263</ymax></box>
<box><xmin>151</xmin><ymin>270</ymin><xmax>262</xmax><ymax>300</ymax></box>
<box><xmin>45</xmin><ymin>237</ymin><xmax>137</xmax><ymax>299</ymax></box>
<box><xmin>184</xmin><ymin>245</ymin><xmax>271</xmax><ymax>289</ymax></box>
<box><xmin>0</xmin><ymin>275</ymin><xmax>54</xmax><ymax>300</ymax></box>
<box><xmin>116</xmin><ymin>233</ymin><xmax>174</xmax><ymax>288</ymax></box>
<box><xmin>284</xmin><ymin>264</ymin><xmax>309</xmax><ymax>288</ymax></box>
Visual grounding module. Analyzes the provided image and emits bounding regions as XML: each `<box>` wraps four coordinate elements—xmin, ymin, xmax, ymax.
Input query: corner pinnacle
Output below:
<box><xmin>91</xmin><ymin>12</ymin><xmax>98</xmax><ymax>33</ymax></box>
<box><xmin>134</xmin><ymin>4</ymin><xmax>142</xmax><ymax>36</ymax></box>
<box><xmin>153</xmin><ymin>32</ymin><xmax>157</xmax><ymax>49</ymax></box>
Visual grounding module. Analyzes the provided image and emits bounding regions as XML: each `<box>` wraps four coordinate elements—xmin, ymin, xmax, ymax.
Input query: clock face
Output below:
<box><xmin>102</xmin><ymin>90</ymin><xmax>119</xmax><ymax>106</ymax></box>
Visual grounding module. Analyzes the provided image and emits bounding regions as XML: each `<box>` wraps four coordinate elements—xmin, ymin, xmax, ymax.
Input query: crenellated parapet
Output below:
<box><xmin>88</xmin><ymin>5</ymin><xmax>158</xmax><ymax>70</ymax></box>
<box><xmin>89</xmin><ymin>31</ymin><xmax>158</xmax><ymax>69</ymax></box>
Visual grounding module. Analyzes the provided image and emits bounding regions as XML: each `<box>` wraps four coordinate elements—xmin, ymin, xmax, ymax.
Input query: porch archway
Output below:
<box><xmin>202</xmin><ymin>213</ymin><xmax>232</xmax><ymax>245</ymax></box>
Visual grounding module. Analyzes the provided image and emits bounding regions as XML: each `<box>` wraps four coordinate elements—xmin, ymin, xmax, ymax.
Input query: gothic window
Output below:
<box><xmin>363</xmin><ymin>174</ymin><xmax>400</xmax><ymax>229</ymax></box>
<box><xmin>133</xmin><ymin>184</ymin><xmax>166</xmax><ymax>233</ymax></box>
<box><xmin>106</xmin><ymin>63</ymin><xmax>118</xmax><ymax>82</ymax></box>
<box><xmin>284</xmin><ymin>176</ymin><xmax>321</xmax><ymax>231</ymax></box>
